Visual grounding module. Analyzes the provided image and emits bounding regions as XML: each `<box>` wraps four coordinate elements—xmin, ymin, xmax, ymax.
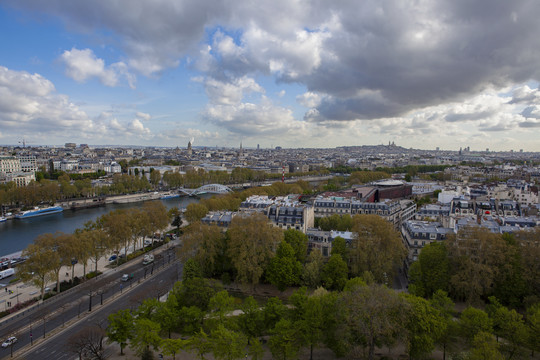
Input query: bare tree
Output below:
<box><xmin>66</xmin><ymin>326</ymin><xmax>108</xmax><ymax>360</ymax></box>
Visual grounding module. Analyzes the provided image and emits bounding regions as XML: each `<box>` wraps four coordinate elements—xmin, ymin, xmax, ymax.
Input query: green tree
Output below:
<box><xmin>468</xmin><ymin>331</ymin><xmax>504</xmax><ymax>360</ymax></box>
<box><xmin>171</xmin><ymin>277</ymin><xmax>222</xmax><ymax>312</ymax></box>
<box><xmin>298</xmin><ymin>288</ymin><xmax>330</xmax><ymax>360</ymax></box>
<box><xmin>268</xmin><ymin>318</ymin><xmax>303</xmax><ymax>360</ymax></box>
<box><xmin>161</xmin><ymin>338</ymin><xmax>187</xmax><ymax>360</ymax></box>
<box><xmin>267</xmin><ymin>241</ymin><xmax>302</xmax><ymax>291</ymax></box>
<box><xmin>208</xmin><ymin>290</ymin><xmax>235</xmax><ymax>326</ymax></box>
<box><xmin>302</xmin><ymin>249</ymin><xmax>324</xmax><ymax>288</ymax></box>
<box><xmin>283</xmin><ymin>229</ymin><xmax>308</xmax><ymax>263</ymax></box>
<box><xmin>490</xmin><ymin>304</ymin><xmax>528</xmax><ymax>359</ymax></box>
<box><xmin>340</xmin><ymin>283</ymin><xmax>406</xmax><ymax>360</ymax></box>
<box><xmin>107</xmin><ymin>309</ymin><xmax>134</xmax><ymax>355</ymax></box>
<box><xmin>130</xmin><ymin>318</ymin><xmax>162</xmax><ymax>356</ymax></box>
<box><xmin>417</xmin><ymin>242</ymin><xmax>450</xmax><ymax>297</ymax></box>
<box><xmin>330</xmin><ymin>236</ymin><xmax>349</xmax><ymax>260</ymax></box>
<box><xmin>526</xmin><ymin>303</ymin><xmax>540</xmax><ymax>357</ymax></box>
<box><xmin>263</xmin><ymin>297</ymin><xmax>287</xmax><ymax>331</ymax></box>
<box><xmin>238</xmin><ymin>296</ymin><xmax>265</xmax><ymax>341</ymax></box>
<box><xmin>459</xmin><ymin>307</ymin><xmax>493</xmax><ymax>345</ymax></box>
<box><xmin>210</xmin><ymin>325</ymin><xmax>248</xmax><ymax>360</ymax></box>
<box><xmin>401</xmin><ymin>293</ymin><xmax>446</xmax><ymax>359</ymax></box>
<box><xmin>321</xmin><ymin>254</ymin><xmax>348</xmax><ymax>291</ymax></box>
<box><xmin>349</xmin><ymin>215</ymin><xmax>406</xmax><ymax>283</ymax></box>
<box><xmin>188</xmin><ymin>329</ymin><xmax>212</xmax><ymax>360</ymax></box>
<box><xmin>227</xmin><ymin>213</ymin><xmax>283</xmax><ymax>289</ymax></box>
<box><xmin>430</xmin><ymin>290</ymin><xmax>458</xmax><ymax>360</ymax></box>
<box><xmin>183</xmin><ymin>258</ymin><xmax>203</xmax><ymax>282</ymax></box>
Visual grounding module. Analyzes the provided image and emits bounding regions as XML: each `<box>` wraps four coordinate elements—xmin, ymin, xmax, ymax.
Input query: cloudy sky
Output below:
<box><xmin>1</xmin><ymin>0</ymin><xmax>539</xmax><ymax>151</ymax></box>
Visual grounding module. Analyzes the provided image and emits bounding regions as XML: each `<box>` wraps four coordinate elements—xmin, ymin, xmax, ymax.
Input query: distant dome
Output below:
<box><xmin>375</xmin><ymin>180</ymin><xmax>404</xmax><ymax>186</ymax></box>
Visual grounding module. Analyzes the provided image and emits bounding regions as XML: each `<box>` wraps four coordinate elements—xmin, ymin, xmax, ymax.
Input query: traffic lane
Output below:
<box><xmin>8</xmin><ymin>262</ymin><xmax>182</xmax><ymax>360</ymax></box>
<box><xmin>0</xmin><ymin>251</ymin><xmax>175</xmax><ymax>338</ymax></box>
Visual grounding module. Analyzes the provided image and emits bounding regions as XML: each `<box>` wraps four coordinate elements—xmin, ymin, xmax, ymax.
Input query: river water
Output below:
<box><xmin>0</xmin><ymin>196</ymin><xmax>203</xmax><ymax>257</ymax></box>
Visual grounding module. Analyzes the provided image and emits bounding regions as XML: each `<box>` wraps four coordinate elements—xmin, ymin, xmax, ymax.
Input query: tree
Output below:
<box><xmin>330</xmin><ymin>236</ymin><xmax>349</xmax><ymax>260</ymax></box>
<box><xmin>340</xmin><ymin>283</ymin><xmax>406</xmax><ymax>360</ymax></box>
<box><xmin>297</xmin><ymin>288</ymin><xmax>331</xmax><ymax>360</ymax></box>
<box><xmin>188</xmin><ymin>329</ymin><xmax>212</xmax><ymax>360</ymax></box>
<box><xmin>72</xmin><ymin>228</ymin><xmax>93</xmax><ymax>278</ymax></box>
<box><xmin>263</xmin><ymin>297</ymin><xmax>287</xmax><ymax>331</ymax></box>
<box><xmin>459</xmin><ymin>307</ymin><xmax>493</xmax><ymax>345</ymax></box>
<box><xmin>468</xmin><ymin>331</ymin><xmax>504</xmax><ymax>360</ymax></box>
<box><xmin>143</xmin><ymin>200</ymin><xmax>169</xmax><ymax>240</ymax></box>
<box><xmin>169</xmin><ymin>206</ymin><xmax>183</xmax><ymax>233</ymax></box>
<box><xmin>150</xmin><ymin>168</ymin><xmax>161</xmax><ymax>187</ymax></box>
<box><xmin>302</xmin><ymin>249</ymin><xmax>324</xmax><ymax>288</ymax></box>
<box><xmin>227</xmin><ymin>213</ymin><xmax>283</xmax><ymax>289</ymax></box>
<box><xmin>349</xmin><ymin>215</ymin><xmax>406</xmax><ymax>283</ymax></box>
<box><xmin>401</xmin><ymin>293</ymin><xmax>446</xmax><ymax>359</ymax></box>
<box><xmin>161</xmin><ymin>338</ymin><xmax>187</xmax><ymax>360</ymax></box>
<box><xmin>67</xmin><ymin>326</ymin><xmax>107</xmax><ymax>360</ymax></box>
<box><xmin>430</xmin><ymin>290</ymin><xmax>458</xmax><ymax>360</ymax></box>
<box><xmin>321</xmin><ymin>254</ymin><xmax>348</xmax><ymax>291</ymax></box>
<box><xmin>179</xmin><ymin>222</ymin><xmax>225</xmax><ymax>278</ymax></box>
<box><xmin>171</xmin><ymin>277</ymin><xmax>223</xmax><ymax>312</ymax></box>
<box><xmin>99</xmin><ymin>209</ymin><xmax>132</xmax><ymax>259</ymax></box>
<box><xmin>210</xmin><ymin>325</ymin><xmax>249</xmax><ymax>360</ymax></box>
<box><xmin>130</xmin><ymin>318</ymin><xmax>162</xmax><ymax>356</ymax></box>
<box><xmin>34</xmin><ymin>232</ymin><xmax>77</xmax><ymax>293</ymax></box>
<box><xmin>416</xmin><ymin>241</ymin><xmax>450</xmax><ymax>297</ymax></box>
<box><xmin>107</xmin><ymin>309</ymin><xmax>134</xmax><ymax>355</ymax></box>
<box><xmin>447</xmin><ymin>228</ymin><xmax>508</xmax><ymax>304</ymax></box>
<box><xmin>490</xmin><ymin>304</ymin><xmax>528</xmax><ymax>359</ymax></box>
<box><xmin>238</xmin><ymin>296</ymin><xmax>265</xmax><ymax>341</ymax></box>
<box><xmin>267</xmin><ymin>241</ymin><xmax>302</xmax><ymax>291</ymax></box>
<box><xmin>526</xmin><ymin>303</ymin><xmax>540</xmax><ymax>357</ymax></box>
<box><xmin>268</xmin><ymin>318</ymin><xmax>303</xmax><ymax>360</ymax></box>
<box><xmin>208</xmin><ymin>290</ymin><xmax>235</xmax><ymax>326</ymax></box>
<box><xmin>183</xmin><ymin>258</ymin><xmax>203</xmax><ymax>282</ymax></box>
<box><xmin>185</xmin><ymin>203</ymin><xmax>209</xmax><ymax>224</ymax></box>
<box><xmin>283</xmin><ymin>229</ymin><xmax>308</xmax><ymax>263</ymax></box>
<box><xmin>18</xmin><ymin>242</ymin><xmax>57</xmax><ymax>299</ymax></box>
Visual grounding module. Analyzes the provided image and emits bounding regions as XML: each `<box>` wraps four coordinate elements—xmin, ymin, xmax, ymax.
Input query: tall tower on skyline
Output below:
<box><xmin>187</xmin><ymin>140</ymin><xmax>192</xmax><ymax>156</ymax></box>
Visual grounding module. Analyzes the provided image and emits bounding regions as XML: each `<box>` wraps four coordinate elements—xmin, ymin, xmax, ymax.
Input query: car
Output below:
<box><xmin>1</xmin><ymin>336</ymin><xmax>17</xmax><ymax>348</ymax></box>
<box><xmin>108</xmin><ymin>255</ymin><xmax>117</xmax><ymax>262</ymax></box>
<box><xmin>121</xmin><ymin>274</ymin><xmax>129</xmax><ymax>282</ymax></box>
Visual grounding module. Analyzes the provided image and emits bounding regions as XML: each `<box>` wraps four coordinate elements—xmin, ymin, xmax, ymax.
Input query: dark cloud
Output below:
<box><xmin>7</xmin><ymin>0</ymin><xmax>540</xmax><ymax>123</ymax></box>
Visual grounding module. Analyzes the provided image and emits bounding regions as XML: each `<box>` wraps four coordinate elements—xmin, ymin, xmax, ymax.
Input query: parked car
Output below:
<box><xmin>2</xmin><ymin>336</ymin><xmax>17</xmax><ymax>348</ymax></box>
<box><xmin>108</xmin><ymin>255</ymin><xmax>117</xmax><ymax>262</ymax></box>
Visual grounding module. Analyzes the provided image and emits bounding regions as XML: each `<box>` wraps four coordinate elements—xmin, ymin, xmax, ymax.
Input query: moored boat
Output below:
<box><xmin>15</xmin><ymin>206</ymin><xmax>64</xmax><ymax>219</ymax></box>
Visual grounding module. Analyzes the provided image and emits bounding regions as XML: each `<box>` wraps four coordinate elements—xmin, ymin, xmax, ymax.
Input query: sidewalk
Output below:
<box><xmin>0</xmin><ymin>235</ymin><xmax>177</xmax><ymax>316</ymax></box>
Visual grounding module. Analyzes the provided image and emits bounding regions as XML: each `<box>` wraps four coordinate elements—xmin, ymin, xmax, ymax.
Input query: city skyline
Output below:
<box><xmin>1</xmin><ymin>1</ymin><xmax>540</xmax><ymax>151</ymax></box>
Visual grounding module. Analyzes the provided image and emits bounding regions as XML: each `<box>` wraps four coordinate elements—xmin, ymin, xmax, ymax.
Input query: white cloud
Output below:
<box><xmin>297</xmin><ymin>92</ymin><xmax>322</xmax><ymax>108</ymax></box>
<box><xmin>60</xmin><ymin>48</ymin><xmax>135</xmax><ymax>88</ymax></box>
<box><xmin>203</xmin><ymin>76</ymin><xmax>264</xmax><ymax>105</ymax></box>
<box><xmin>136</xmin><ymin>112</ymin><xmax>151</xmax><ymax>121</ymax></box>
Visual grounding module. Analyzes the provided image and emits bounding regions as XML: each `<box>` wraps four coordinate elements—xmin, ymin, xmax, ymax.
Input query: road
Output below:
<box><xmin>0</xmin><ymin>247</ymin><xmax>181</xmax><ymax>360</ymax></box>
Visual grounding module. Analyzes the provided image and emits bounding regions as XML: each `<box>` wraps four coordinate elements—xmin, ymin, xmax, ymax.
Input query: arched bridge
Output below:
<box><xmin>179</xmin><ymin>184</ymin><xmax>233</xmax><ymax>196</ymax></box>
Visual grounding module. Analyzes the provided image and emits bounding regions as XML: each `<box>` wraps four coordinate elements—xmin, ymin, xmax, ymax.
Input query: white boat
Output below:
<box><xmin>15</xmin><ymin>206</ymin><xmax>64</xmax><ymax>219</ymax></box>
<box><xmin>0</xmin><ymin>217</ymin><xmax>6</xmax><ymax>223</ymax></box>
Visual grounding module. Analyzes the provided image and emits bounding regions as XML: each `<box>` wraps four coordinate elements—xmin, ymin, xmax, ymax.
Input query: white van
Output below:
<box><xmin>0</xmin><ymin>268</ymin><xmax>15</xmax><ymax>280</ymax></box>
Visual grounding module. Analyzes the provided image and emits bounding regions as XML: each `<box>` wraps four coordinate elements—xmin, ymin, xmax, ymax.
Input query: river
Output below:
<box><xmin>0</xmin><ymin>196</ymin><xmax>204</xmax><ymax>257</ymax></box>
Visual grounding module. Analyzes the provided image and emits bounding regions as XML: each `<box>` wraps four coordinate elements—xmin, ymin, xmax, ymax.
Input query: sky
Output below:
<box><xmin>0</xmin><ymin>1</ymin><xmax>540</xmax><ymax>151</ymax></box>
